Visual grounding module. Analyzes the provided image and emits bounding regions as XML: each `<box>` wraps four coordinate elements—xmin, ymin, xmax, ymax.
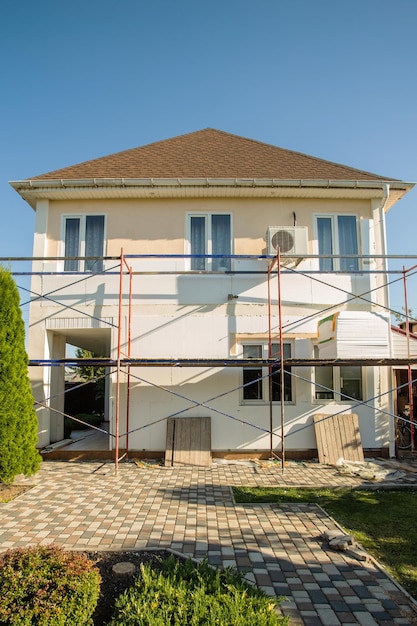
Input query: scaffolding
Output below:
<box><xmin>7</xmin><ymin>251</ymin><xmax>417</xmax><ymax>474</ymax></box>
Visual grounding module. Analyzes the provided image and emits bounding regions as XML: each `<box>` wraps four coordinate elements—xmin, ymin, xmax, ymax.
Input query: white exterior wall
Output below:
<box><xmin>27</xmin><ymin>193</ymin><xmax>391</xmax><ymax>453</ymax></box>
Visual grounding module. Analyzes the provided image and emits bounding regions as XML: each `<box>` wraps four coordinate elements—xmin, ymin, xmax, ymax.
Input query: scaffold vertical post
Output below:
<box><xmin>267</xmin><ymin>259</ymin><xmax>274</xmax><ymax>458</ymax></box>
<box><xmin>115</xmin><ymin>249</ymin><xmax>124</xmax><ymax>474</ymax></box>
<box><xmin>277</xmin><ymin>248</ymin><xmax>285</xmax><ymax>473</ymax></box>
<box><xmin>403</xmin><ymin>267</ymin><xmax>414</xmax><ymax>452</ymax></box>
<box><xmin>125</xmin><ymin>263</ymin><xmax>133</xmax><ymax>457</ymax></box>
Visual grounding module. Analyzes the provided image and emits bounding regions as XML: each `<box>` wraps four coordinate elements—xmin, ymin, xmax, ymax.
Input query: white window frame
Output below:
<box><xmin>60</xmin><ymin>214</ymin><xmax>106</xmax><ymax>272</ymax></box>
<box><xmin>313</xmin><ymin>348</ymin><xmax>364</xmax><ymax>403</ymax></box>
<box><xmin>185</xmin><ymin>212</ymin><xmax>233</xmax><ymax>271</ymax></box>
<box><xmin>314</xmin><ymin>213</ymin><xmax>360</xmax><ymax>272</ymax></box>
<box><xmin>241</xmin><ymin>342</ymin><xmax>294</xmax><ymax>404</ymax></box>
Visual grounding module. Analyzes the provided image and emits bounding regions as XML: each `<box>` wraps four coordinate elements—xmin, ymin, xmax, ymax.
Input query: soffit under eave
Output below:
<box><xmin>13</xmin><ymin>184</ymin><xmax>409</xmax><ymax>210</ymax></box>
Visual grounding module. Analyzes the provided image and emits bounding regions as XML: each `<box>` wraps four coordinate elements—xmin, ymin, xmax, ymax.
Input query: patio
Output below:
<box><xmin>1</xmin><ymin>459</ymin><xmax>416</xmax><ymax>625</ymax></box>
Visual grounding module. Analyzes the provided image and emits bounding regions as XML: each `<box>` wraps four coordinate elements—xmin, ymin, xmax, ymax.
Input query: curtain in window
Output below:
<box><xmin>338</xmin><ymin>216</ymin><xmax>358</xmax><ymax>271</ymax></box>
<box><xmin>212</xmin><ymin>215</ymin><xmax>231</xmax><ymax>271</ymax></box>
<box><xmin>64</xmin><ymin>218</ymin><xmax>80</xmax><ymax>271</ymax></box>
<box><xmin>190</xmin><ymin>216</ymin><xmax>206</xmax><ymax>270</ymax></box>
<box><xmin>85</xmin><ymin>216</ymin><xmax>104</xmax><ymax>272</ymax></box>
<box><xmin>317</xmin><ymin>217</ymin><xmax>333</xmax><ymax>271</ymax></box>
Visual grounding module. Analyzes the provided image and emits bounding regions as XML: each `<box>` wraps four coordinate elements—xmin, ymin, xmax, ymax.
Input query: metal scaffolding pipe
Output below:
<box><xmin>277</xmin><ymin>249</ymin><xmax>286</xmax><ymax>472</ymax></box>
<box><xmin>125</xmin><ymin>258</ymin><xmax>133</xmax><ymax>458</ymax></box>
<box><xmin>115</xmin><ymin>251</ymin><xmax>124</xmax><ymax>474</ymax></box>
<box><xmin>403</xmin><ymin>267</ymin><xmax>415</xmax><ymax>453</ymax></box>
<box><xmin>29</xmin><ymin>357</ymin><xmax>417</xmax><ymax>367</ymax></box>
<box><xmin>17</xmin><ymin>249</ymin><xmax>417</xmax><ymax>463</ymax></box>
<box><xmin>267</xmin><ymin>258</ymin><xmax>274</xmax><ymax>458</ymax></box>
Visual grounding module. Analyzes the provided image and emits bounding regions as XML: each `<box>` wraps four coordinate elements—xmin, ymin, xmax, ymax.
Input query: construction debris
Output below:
<box><xmin>322</xmin><ymin>529</ymin><xmax>371</xmax><ymax>562</ymax></box>
<box><xmin>336</xmin><ymin>459</ymin><xmax>405</xmax><ymax>481</ymax></box>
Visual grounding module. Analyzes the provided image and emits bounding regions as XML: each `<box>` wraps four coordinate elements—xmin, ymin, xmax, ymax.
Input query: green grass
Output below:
<box><xmin>233</xmin><ymin>486</ymin><xmax>417</xmax><ymax>600</ymax></box>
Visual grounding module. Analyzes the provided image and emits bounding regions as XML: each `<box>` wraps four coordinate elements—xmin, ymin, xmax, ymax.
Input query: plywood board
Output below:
<box><xmin>313</xmin><ymin>413</ymin><xmax>364</xmax><ymax>465</ymax></box>
<box><xmin>165</xmin><ymin>417</ymin><xmax>211</xmax><ymax>467</ymax></box>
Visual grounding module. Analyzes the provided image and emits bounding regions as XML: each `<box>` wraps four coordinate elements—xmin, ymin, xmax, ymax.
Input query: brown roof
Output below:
<box><xmin>29</xmin><ymin>128</ymin><xmax>396</xmax><ymax>182</ymax></box>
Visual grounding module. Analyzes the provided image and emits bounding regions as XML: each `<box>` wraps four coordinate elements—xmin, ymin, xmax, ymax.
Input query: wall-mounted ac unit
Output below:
<box><xmin>266</xmin><ymin>226</ymin><xmax>308</xmax><ymax>266</ymax></box>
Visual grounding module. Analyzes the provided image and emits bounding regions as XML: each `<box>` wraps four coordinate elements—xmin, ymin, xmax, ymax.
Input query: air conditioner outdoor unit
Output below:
<box><xmin>266</xmin><ymin>226</ymin><xmax>308</xmax><ymax>266</ymax></box>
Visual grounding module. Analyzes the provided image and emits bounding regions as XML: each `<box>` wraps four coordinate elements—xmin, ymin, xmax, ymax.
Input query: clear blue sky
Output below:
<box><xmin>1</xmin><ymin>0</ymin><xmax>416</xmax><ymax>317</ymax></box>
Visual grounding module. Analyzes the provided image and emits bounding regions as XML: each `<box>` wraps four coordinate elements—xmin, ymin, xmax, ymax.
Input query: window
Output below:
<box><xmin>64</xmin><ymin>215</ymin><xmax>105</xmax><ymax>272</ymax></box>
<box><xmin>314</xmin><ymin>348</ymin><xmax>363</xmax><ymax>401</ymax></box>
<box><xmin>243</xmin><ymin>345</ymin><xmax>263</xmax><ymax>400</ymax></box>
<box><xmin>340</xmin><ymin>365</ymin><xmax>362</xmax><ymax>400</ymax></box>
<box><xmin>316</xmin><ymin>215</ymin><xmax>359</xmax><ymax>271</ymax></box>
<box><xmin>188</xmin><ymin>214</ymin><xmax>231</xmax><ymax>271</ymax></box>
<box><xmin>242</xmin><ymin>343</ymin><xmax>292</xmax><ymax>402</ymax></box>
<box><xmin>315</xmin><ymin>365</ymin><xmax>334</xmax><ymax>400</ymax></box>
<box><xmin>270</xmin><ymin>343</ymin><xmax>292</xmax><ymax>402</ymax></box>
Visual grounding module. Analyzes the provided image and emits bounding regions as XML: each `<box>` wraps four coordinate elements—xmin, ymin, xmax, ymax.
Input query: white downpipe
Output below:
<box><xmin>374</xmin><ymin>184</ymin><xmax>396</xmax><ymax>457</ymax></box>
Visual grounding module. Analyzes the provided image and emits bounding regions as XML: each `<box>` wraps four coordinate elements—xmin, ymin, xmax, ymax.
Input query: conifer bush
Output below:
<box><xmin>108</xmin><ymin>554</ymin><xmax>288</xmax><ymax>626</ymax></box>
<box><xmin>0</xmin><ymin>545</ymin><xmax>101</xmax><ymax>626</ymax></box>
<box><xmin>0</xmin><ymin>267</ymin><xmax>41</xmax><ymax>483</ymax></box>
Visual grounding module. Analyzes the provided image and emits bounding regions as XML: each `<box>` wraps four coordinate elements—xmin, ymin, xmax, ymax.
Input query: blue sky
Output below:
<box><xmin>1</xmin><ymin>0</ymin><xmax>416</xmax><ymax>318</ymax></box>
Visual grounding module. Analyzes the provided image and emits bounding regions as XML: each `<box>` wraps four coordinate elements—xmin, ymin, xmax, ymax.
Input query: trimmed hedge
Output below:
<box><xmin>0</xmin><ymin>545</ymin><xmax>101</xmax><ymax>626</ymax></box>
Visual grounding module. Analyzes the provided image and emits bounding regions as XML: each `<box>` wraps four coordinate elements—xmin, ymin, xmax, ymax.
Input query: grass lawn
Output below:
<box><xmin>233</xmin><ymin>486</ymin><xmax>417</xmax><ymax>600</ymax></box>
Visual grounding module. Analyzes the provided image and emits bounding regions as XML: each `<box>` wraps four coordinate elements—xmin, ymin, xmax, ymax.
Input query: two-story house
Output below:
<box><xmin>10</xmin><ymin>129</ymin><xmax>415</xmax><ymax>462</ymax></box>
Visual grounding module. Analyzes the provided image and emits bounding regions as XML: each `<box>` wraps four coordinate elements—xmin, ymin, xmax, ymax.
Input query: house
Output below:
<box><xmin>10</xmin><ymin>128</ymin><xmax>415</xmax><ymax>462</ymax></box>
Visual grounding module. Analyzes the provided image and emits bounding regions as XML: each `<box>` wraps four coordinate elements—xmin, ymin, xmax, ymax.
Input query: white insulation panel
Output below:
<box><xmin>317</xmin><ymin>311</ymin><xmax>390</xmax><ymax>358</ymax></box>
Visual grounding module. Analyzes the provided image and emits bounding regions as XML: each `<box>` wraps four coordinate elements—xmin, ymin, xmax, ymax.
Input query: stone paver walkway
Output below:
<box><xmin>1</xmin><ymin>460</ymin><xmax>416</xmax><ymax>625</ymax></box>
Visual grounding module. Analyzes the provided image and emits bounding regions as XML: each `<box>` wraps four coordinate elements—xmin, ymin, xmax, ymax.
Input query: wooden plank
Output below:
<box><xmin>313</xmin><ymin>413</ymin><xmax>330</xmax><ymax>464</ymax></box>
<box><xmin>165</xmin><ymin>418</ymin><xmax>175</xmax><ymax>466</ymax></box>
<box><xmin>165</xmin><ymin>417</ymin><xmax>211</xmax><ymax>467</ymax></box>
<box><xmin>314</xmin><ymin>413</ymin><xmax>364</xmax><ymax>466</ymax></box>
<box><xmin>346</xmin><ymin>414</ymin><xmax>362</xmax><ymax>461</ymax></box>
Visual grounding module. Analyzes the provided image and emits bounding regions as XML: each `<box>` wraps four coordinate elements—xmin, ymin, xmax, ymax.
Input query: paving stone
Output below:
<box><xmin>353</xmin><ymin>612</ymin><xmax>379</xmax><ymax>625</ymax></box>
<box><xmin>316</xmin><ymin>607</ymin><xmax>341</xmax><ymax>625</ymax></box>
<box><xmin>1</xmin><ymin>461</ymin><xmax>416</xmax><ymax>626</ymax></box>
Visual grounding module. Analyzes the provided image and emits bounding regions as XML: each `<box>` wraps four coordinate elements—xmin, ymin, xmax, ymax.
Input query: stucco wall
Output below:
<box><xmin>27</xmin><ymin>194</ymin><xmax>389</xmax><ymax>453</ymax></box>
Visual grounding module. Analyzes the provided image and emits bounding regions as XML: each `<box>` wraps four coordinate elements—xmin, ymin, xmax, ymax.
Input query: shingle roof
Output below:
<box><xmin>29</xmin><ymin>128</ymin><xmax>396</xmax><ymax>182</ymax></box>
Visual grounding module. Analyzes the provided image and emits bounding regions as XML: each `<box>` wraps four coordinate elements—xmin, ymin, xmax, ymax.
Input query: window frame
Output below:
<box><xmin>241</xmin><ymin>342</ymin><xmax>294</xmax><ymax>404</ymax></box>
<box><xmin>314</xmin><ymin>213</ymin><xmax>360</xmax><ymax>272</ymax></box>
<box><xmin>313</xmin><ymin>350</ymin><xmax>364</xmax><ymax>403</ymax></box>
<box><xmin>61</xmin><ymin>214</ymin><xmax>106</xmax><ymax>272</ymax></box>
<box><xmin>186</xmin><ymin>212</ymin><xmax>233</xmax><ymax>271</ymax></box>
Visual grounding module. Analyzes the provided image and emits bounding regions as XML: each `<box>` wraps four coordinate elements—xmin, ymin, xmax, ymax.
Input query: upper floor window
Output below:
<box><xmin>64</xmin><ymin>215</ymin><xmax>105</xmax><ymax>272</ymax></box>
<box><xmin>316</xmin><ymin>215</ymin><xmax>359</xmax><ymax>272</ymax></box>
<box><xmin>242</xmin><ymin>343</ymin><xmax>292</xmax><ymax>402</ymax></box>
<box><xmin>188</xmin><ymin>214</ymin><xmax>231</xmax><ymax>271</ymax></box>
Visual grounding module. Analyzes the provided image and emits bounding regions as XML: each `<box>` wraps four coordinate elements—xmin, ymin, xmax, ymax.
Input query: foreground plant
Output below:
<box><xmin>0</xmin><ymin>545</ymin><xmax>101</xmax><ymax>625</ymax></box>
<box><xmin>109</xmin><ymin>554</ymin><xmax>288</xmax><ymax>625</ymax></box>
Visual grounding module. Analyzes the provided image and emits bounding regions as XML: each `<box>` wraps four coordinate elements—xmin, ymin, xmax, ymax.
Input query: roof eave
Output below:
<box><xmin>10</xmin><ymin>178</ymin><xmax>415</xmax><ymax>210</ymax></box>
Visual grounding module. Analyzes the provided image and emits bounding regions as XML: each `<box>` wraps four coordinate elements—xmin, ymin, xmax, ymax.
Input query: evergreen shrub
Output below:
<box><xmin>0</xmin><ymin>545</ymin><xmax>101</xmax><ymax>626</ymax></box>
<box><xmin>0</xmin><ymin>267</ymin><xmax>41</xmax><ymax>483</ymax></box>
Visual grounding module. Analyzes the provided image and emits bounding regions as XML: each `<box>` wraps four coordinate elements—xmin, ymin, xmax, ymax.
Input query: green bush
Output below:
<box><xmin>0</xmin><ymin>267</ymin><xmax>42</xmax><ymax>483</ymax></box>
<box><xmin>108</xmin><ymin>554</ymin><xmax>288</xmax><ymax>626</ymax></box>
<box><xmin>0</xmin><ymin>545</ymin><xmax>101</xmax><ymax>626</ymax></box>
